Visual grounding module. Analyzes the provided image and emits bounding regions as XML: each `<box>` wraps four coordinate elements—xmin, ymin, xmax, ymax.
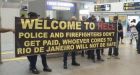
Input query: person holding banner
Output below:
<box><xmin>86</xmin><ymin>15</ymin><xmax>97</xmax><ymax>61</ymax></box>
<box><xmin>118</xmin><ymin>20</ymin><xmax>124</xmax><ymax>44</ymax></box>
<box><xmin>63</xmin><ymin>16</ymin><xmax>80</xmax><ymax>69</ymax></box>
<box><xmin>81</xmin><ymin>16</ymin><xmax>87</xmax><ymax>57</ymax></box>
<box><xmin>108</xmin><ymin>16</ymin><xmax>121</xmax><ymax>59</ymax></box>
<box><xmin>27</xmin><ymin>12</ymin><xmax>52</xmax><ymax>74</ymax></box>
<box><xmin>100</xmin><ymin>18</ymin><xmax>105</xmax><ymax>56</ymax></box>
<box><xmin>86</xmin><ymin>15</ymin><xmax>104</xmax><ymax>62</ymax></box>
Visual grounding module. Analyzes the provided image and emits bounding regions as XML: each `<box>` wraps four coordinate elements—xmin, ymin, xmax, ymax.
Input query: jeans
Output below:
<box><xmin>63</xmin><ymin>51</ymin><xmax>76</xmax><ymax>65</ymax></box>
<box><xmin>108</xmin><ymin>33</ymin><xmax>120</xmax><ymax>56</ymax></box>
<box><xmin>137</xmin><ymin>33</ymin><xmax>140</xmax><ymax>52</ymax></box>
<box><xmin>27</xmin><ymin>54</ymin><xmax>48</xmax><ymax>69</ymax></box>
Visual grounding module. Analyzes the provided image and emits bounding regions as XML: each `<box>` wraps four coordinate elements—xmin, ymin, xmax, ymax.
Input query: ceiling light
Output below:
<box><xmin>47</xmin><ymin>1</ymin><xmax>74</xmax><ymax>7</ymax></box>
<box><xmin>52</xmin><ymin>6</ymin><xmax>71</xmax><ymax>10</ymax></box>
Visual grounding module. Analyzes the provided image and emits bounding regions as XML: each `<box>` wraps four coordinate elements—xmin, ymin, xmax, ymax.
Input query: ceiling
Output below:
<box><xmin>1</xmin><ymin>0</ymin><xmax>35</xmax><ymax>8</ymax></box>
<box><xmin>2</xmin><ymin>0</ymin><xmax>36</xmax><ymax>3</ymax></box>
<box><xmin>0</xmin><ymin>0</ymin><xmax>96</xmax><ymax>8</ymax></box>
<box><xmin>2</xmin><ymin>0</ymin><xmax>96</xmax><ymax>3</ymax></box>
<box><xmin>47</xmin><ymin>0</ymin><xmax>96</xmax><ymax>3</ymax></box>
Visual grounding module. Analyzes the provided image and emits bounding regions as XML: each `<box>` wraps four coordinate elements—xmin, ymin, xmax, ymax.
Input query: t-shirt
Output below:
<box><xmin>130</xmin><ymin>22</ymin><xmax>137</xmax><ymax>32</ymax></box>
<box><xmin>118</xmin><ymin>23</ymin><xmax>123</xmax><ymax>31</ymax></box>
<box><xmin>136</xmin><ymin>21</ymin><xmax>140</xmax><ymax>33</ymax></box>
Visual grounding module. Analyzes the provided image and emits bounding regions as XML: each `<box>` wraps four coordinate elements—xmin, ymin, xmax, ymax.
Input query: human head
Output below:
<box><xmin>70</xmin><ymin>16</ymin><xmax>77</xmax><ymax>21</ymax></box>
<box><xmin>113</xmin><ymin>16</ymin><xmax>118</xmax><ymax>22</ymax></box>
<box><xmin>100</xmin><ymin>18</ymin><xmax>105</xmax><ymax>23</ymax></box>
<box><xmin>132</xmin><ymin>19</ymin><xmax>136</xmax><ymax>23</ymax></box>
<box><xmin>28</xmin><ymin>12</ymin><xmax>40</xmax><ymax>18</ymax></box>
<box><xmin>118</xmin><ymin>20</ymin><xmax>121</xmax><ymax>23</ymax></box>
<box><xmin>91</xmin><ymin>15</ymin><xmax>95</xmax><ymax>19</ymax></box>
<box><xmin>82</xmin><ymin>16</ymin><xmax>87</xmax><ymax>21</ymax></box>
<box><xmin>21</xmin><ymin>14</ymin><xmax>25</xmax><ymax>18</ymax></box>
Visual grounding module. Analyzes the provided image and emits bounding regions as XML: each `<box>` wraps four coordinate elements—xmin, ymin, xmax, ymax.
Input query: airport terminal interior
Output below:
<box><xmin>0</xmin><ymin>0</ymin><xmax>140</xmax><ymax>75</ymax></box>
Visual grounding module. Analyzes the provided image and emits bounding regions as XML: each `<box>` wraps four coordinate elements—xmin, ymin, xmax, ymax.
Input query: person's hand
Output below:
<box><xmin>11</xmin><ymin>29</ymin><xmax>15</xmax><ymax>33</ymax></box>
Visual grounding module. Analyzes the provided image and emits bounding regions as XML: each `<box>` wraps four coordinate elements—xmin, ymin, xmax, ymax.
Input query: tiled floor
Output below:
<box><xmin>0</xmin><ymin>40</ymin><xmax>140</xmax><ymax>75</ymax></box>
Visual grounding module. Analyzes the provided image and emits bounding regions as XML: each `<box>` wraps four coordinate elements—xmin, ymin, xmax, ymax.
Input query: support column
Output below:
<box><xmin>0</xmin><ymin>0</ymin><xmax>2</xmax><ymax>64</ymax></box>
<box><xmin>75</xmin><ymin>3</ymin><xmax>80</xmax><ymax>20</ymax></box>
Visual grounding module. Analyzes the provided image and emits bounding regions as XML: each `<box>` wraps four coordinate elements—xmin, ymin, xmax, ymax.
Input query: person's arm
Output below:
<box><xmin>118</xmin><ymin>23</ymin><xmax>123</xmax><ymax>32</ymax></box>
<box><xmin>136</xmin><ymin>22</ymin><xmax>140</xmax><ymax>32</ymax></box>
<box><xmin>0</xmin><ymin>28</ymin><xmax>15</xmax><ymax>33</ymax></box>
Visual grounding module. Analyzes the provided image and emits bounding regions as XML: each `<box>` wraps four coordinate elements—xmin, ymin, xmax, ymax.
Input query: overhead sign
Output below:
<box><xmin>94</xmin><ymin>4</ymin><xmax>111</xmax><ymax>11</ymax></box>
<box><xmin>46</xmin><ymin>1</ymin><xmax>75</xmax><ymax>11</ymax></box>
<box><xmin>124</xmin><ymin>2</ymin><xmax>140</xmax><ymax>10</ymax></box>
<box><xmin>15</xmin><ymin>18</ymin><xmax>117</xmax><ymax>57</ymax></box>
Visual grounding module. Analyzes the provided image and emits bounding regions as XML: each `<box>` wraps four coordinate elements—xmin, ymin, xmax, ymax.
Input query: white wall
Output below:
<box><xmin>111</xmin><ymin>2</ymin><xmax>124</xmax><ymax>12</ymax></box>
<box><xmin>28</xmin><ymin>0</ymin><xmax>46</xmax><ymax>18</ymax></box>
<box><xmin>1</xmin><ymin>8</ymin><xmax>20</xmax><ymax>51</ymax></box>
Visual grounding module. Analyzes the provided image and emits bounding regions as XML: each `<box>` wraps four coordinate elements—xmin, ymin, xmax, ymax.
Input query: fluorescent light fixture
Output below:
<box><xmin>5</xmin><ymin>0</ymin><xmax>7</xmax><ymax>2</ymax></box>
<box><xmin>79</xmin><ymin>10</ymin><xmax>89</xmax><ymax>14</ymax></box>
<box><xmin>47</xmin><ymin>1</ymin><xmax>74</xmax><ymax>7</ymax></box>
<box><xmin>52</xmin><ymin>6</ymin><xmax>71</xmax><ymax>10</ymax></box>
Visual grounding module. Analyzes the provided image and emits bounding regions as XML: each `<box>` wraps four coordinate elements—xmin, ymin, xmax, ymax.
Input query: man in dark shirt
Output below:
<box><xmin>87</xmin><ymin>15</ymin><xmax>104</xmax><ymax>62</ymax></box>
<box><xmin>63</xmin><ymin>16</ymin><xmax>80</xmax><ymax>69</ymax></box>
<box><xmin>27</xmin><ymin>12</ymin><xmax>52</xmax><ymax>74</ymax></box>
<box><xmin>118</xmin><ymin>20</ymin><xmax>124</xmax><ymax>44</ymax></box>
<box><xmin>108</xmin><ymin>16</ymin><xmax>121</xmax><ymax>59</ymax></box>
<box><xmin>136</xmin><ymin>21</ymin><xmax>140</xmax><ymax>54</ymax></box>
<box><xmin>118</xmin><ymin>20</ymin><xmax>123</xmax><ymax>44</ymax></box>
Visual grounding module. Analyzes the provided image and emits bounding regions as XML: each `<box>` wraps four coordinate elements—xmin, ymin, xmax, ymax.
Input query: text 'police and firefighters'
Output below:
<box><xmin>15</xmin><ymin>18</ymin><xmax>117</xmax><ymax>57</ymax></box>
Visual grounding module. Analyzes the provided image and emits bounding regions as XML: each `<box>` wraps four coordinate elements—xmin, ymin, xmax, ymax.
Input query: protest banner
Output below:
<box><xmin>15</xmin><ymin>18</ymin><xmax>117</xmax><ymax>57</ymax></box>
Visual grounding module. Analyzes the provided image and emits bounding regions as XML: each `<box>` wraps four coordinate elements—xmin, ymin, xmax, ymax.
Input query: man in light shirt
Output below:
<box><xmin>129</xmin><ymin>19</ymin><xmax>138</xmax><ymax>45</ymax></box>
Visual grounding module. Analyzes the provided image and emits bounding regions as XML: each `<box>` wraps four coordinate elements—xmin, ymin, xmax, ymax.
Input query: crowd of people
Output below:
<box><xmin>23</xmin><ymin>12</ymin><xmax>124</xmax><ymax>74</ymax></box>
<box><xmin>1</xmin><ymin>12</ymin><xmax>140</xmax><ymax>74</ymax></box>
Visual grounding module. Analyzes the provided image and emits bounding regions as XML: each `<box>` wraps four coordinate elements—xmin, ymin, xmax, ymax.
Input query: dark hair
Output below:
<box><xmin>91</xmin><ymin>15</ymin><xmax>95</xmax><ymax>17</ymax></box>
<box><xmin>101</xmin><ymin>18</ymin><xmax>105</xmax><ymax>22</ymax></box>
<box><xmin>28</xmin><ymin>12</ymin><xmax>39</xmax><ymax>18</ymax></box>
<box><xmin>131</xmin><ymin>20</ymin><xmax>133</xmax><ymax>23</ymax></box>
<box><xmin>132</xmin><ymin>19</ymin><xmax>136</xmax><ymax>23</ymax></box>
<box><xmin>21</xmin><ymin>14</ymin><xmax>25</xmax><ymax>18</ymax></box>
<box><xmin>113</xmin><ymin>16</ymin><xmax>118</xmax><ymax>21</ymax></box>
